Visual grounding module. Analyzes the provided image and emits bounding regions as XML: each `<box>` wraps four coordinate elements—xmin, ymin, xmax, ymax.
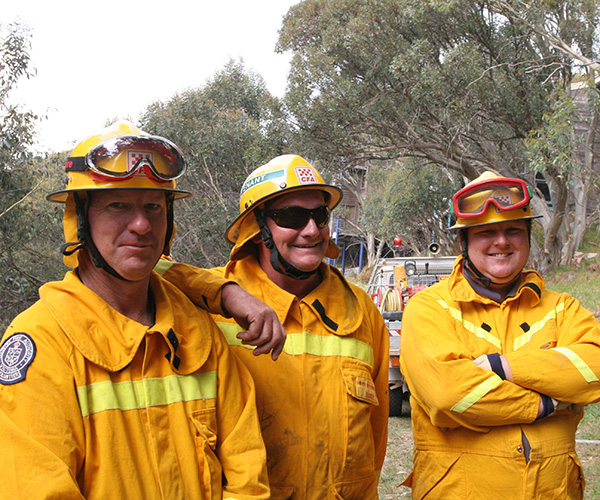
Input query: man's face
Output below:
<box><xmin>87</xmin><ymin>189</ymin><xmax>167</xmax><ymax>281</ymax></box>
<box><xmin>263</xmin><ymin>190</ymin><xmax>330</xmax><ymax>273</ymax></box>
<box><xmin>466</xmin><ymin>219</ymin><xmax>530</xmax><ymax>286</ymax></box>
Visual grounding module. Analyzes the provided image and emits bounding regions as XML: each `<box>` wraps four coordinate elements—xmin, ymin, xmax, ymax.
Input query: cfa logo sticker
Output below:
<box><xmin>294</xmin><ymin>166</ymin><xmax>318</xmax><ymax>184</ymax></box>
<box><xmin>0</xmin><ymin>333</ymin><xmax>36</xmax><ymax>385</ymax></box>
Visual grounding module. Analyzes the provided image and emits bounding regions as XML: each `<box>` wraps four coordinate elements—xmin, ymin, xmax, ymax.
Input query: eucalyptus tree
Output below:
<box><xmin>0</xmin><ymin>23</ymin><xmax>66</xmax><ymax>332</ymax></box>
<box><xmin>139</xmin><ymin>59</ymin><xmax>291</xmax><ymax>267</ymax></box>
<box><xmin>278</xmin><ymin>0</ymin><xmax>600</xmax><ymax>270</ymax></box>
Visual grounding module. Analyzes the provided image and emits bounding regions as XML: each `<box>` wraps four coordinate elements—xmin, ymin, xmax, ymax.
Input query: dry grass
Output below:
<box><xmin>379</xmin><ymin>410</ymin><xmax>413</xmax><ymax>499</ymax></box>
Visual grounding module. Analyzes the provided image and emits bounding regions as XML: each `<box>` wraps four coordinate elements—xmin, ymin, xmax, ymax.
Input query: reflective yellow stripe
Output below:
<box><xmin>513</xmin><ymin>302</ymin><xmax>566</xmax><ymax>350</ymax></box>
<box><xmin>217</xmin><ymin>322</ymin><xmax>375</xmax><ymax>366</ymax></box>
<box><xmin>437</xmin><ymin>300</ymin><xmax>501</xmax><ymax>349</ymax></box>
<box><xmin>553</xmin><ymin>347</ymin><xmax>599</xmax><ymax>383</ymax></box>
<box><xmin>153</xmin><ymin>258</ymin><xmax>175</xmax><ymax>276</ymax></box>
<box><xmin>451</xmin><ymin>374</ymin><xmax>502</xmax><ymax>413</ymax></box>
<box><xmin>77</xmin><ymin>372</ymin><xmax>217</xmax><ymax>418</ymax></box>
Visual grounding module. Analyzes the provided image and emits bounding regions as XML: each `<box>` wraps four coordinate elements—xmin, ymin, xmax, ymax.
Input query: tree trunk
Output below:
<box><xmin>570</xmin><ymin>172</ymin><xmax>587</xmax><ymax>255</ymax></box>
<box><xmin>539</xmin><ymin>177</ymin><xmax>568</xmax><ymax>271</ymax></box>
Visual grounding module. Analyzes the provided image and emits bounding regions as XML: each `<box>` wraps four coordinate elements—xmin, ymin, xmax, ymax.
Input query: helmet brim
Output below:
<box><xmin>47</xmin><ymin>186</ymin><xmax>191</xmax><ymax>203</ymax></box>
<box><xmin>446</xmin><ymin>213</ymin><xmax>542</xmax><ymax>231</ymax></box>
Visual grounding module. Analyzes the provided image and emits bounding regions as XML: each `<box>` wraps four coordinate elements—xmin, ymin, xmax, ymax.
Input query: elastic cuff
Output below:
<box><xmin>487</xmin><ymin>353</ymin><xmax>506</xmax><ymax>380</ymax></box>
<box><xmin>536</xmin><ymin>394</ymin><xmax>555</xmax><ymax>420</ymax></box>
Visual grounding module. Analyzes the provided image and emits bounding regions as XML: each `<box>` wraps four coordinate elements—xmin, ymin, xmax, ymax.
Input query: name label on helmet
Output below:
<box><xmin>294</xmin><ymin>166</ymin><xmax>318</xmax><ymax>184</ymax></box>
<box><xmin>240</xmin><ymin>169</ymin><xmax>286</xmax><ymax>195</ymax></box>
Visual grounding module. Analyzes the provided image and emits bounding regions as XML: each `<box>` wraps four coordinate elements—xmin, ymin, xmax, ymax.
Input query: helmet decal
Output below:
<box><xmin>127</xmin><ymin>150</ymin><xmax>154</xmax><ymax>175</ymax></box>
<box><xmin>240</xmin><ymin>169</ymin><xmax>286</xmax><ymax>198</ymax></box>
<box><xmin>294</xmin><ymin>166</ymin><xmax>318</xmax><ymax>184</ymax></box>
<box><xmin>226</xmin><ymin>155</ymin><xmax>343</xmax><ymax>245</ymax></box>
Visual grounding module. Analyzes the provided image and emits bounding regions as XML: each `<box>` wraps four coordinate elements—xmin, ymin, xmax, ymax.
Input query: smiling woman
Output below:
<box><xmin>399</xmin><ymin>171</ymin><xmax>600</xmax><ymax>499</ymax></box>
<box><xmin>465</xmin><ymin>219</ymin><xmax>530</xmax><ymax>296</ymax></box>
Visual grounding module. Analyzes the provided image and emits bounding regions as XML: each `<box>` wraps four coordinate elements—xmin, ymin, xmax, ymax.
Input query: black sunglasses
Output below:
<box><xmin>265</xmin><ymin>205</ymin><xmax>331</xmax><ymax>229</ymax></box>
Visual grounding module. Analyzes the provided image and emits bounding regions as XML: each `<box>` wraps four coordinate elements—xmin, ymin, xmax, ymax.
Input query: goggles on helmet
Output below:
<box><xmin>65</xmin><ymin>135</ymin><xmax>186</xmax><ymax>182</ymax></box>
<box><xmin>265</xmin><ymin>205</ymin><xmax>330</xmax><ymax>229</ymax></box>
<box><xmin>451</xmin><ymin>177</ymin><xmax>531</xmax><ymax>218</ymax></box>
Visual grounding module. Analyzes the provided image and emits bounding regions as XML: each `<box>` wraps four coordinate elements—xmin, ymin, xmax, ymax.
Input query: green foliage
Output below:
<box><xmin>0</xmin><ymin>153</ymin><xmax>65</xmax><ymax>332</ymax></box>
<box><xmin>362</xmin><ymin>161</ymin><xmax>461</xmax><ymax>254</ymax></box>
<box><xmin>279</xmin><ymin>0</ymin><xmax>558</xmax><ymax>170</ymax></box>
<box><xmin>0</xmin><ymin>23</ymin><xmax>65</xmax><ymax>333</ymax></box>
<box><xmin>278</xmin><ymin>0</ymin><xmax>600</xmax><ymax>269</ymax></box>
<box><xmin>139</xmin><ymin>59</ymin><xmax>291</xmax><ymax>267</ymax></box>
<box><xmin>526</xmin><ymin>89</ymin><xmax>580</xmax><ymax>184</ymax></box>
<box><xmin>0</xmin><ymin>22</ymin><xmax>38</xmax><ymax>173</ymax></box>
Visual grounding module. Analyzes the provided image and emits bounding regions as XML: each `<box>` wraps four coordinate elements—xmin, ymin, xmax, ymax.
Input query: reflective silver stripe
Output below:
<box><xmin>553</xmin><ymin>347</ymin><xmax>599</xmax><ymax>383</ymax></box>
<box><xmin>452</xmin><ymin>374</ymin><xmax>502</xmax><ymax>413</ymax></box>
<box><xmin>217</xmin><ymin>322</ymin><xmax>375</xmax><ymax>366</ymax></box>
<box><xmin>77</xmin><ymin>372</ymin><xmax>217</xmax><ymax>418</ymax></box>
<box><xmin>513</xmin><ymin>302</ymin><xmax>565</xmax><ymax>350</ymax></box>
<box><xmin>437</xmin><ymin>300</ymin><xmax>501</xmax><ymax>349</ymax></box>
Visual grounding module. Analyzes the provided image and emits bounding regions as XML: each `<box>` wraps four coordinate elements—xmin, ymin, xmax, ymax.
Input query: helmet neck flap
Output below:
<box><xmin>50</xmin><ymin>120</ymin><xmax>188</xmax><ymax>277</ymax></box>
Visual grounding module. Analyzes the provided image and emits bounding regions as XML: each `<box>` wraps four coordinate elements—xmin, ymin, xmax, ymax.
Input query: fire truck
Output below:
<box><xmin>367</xmin><ymin>253</ymin><xmax>456</xmax><ymax>416</ymax></box>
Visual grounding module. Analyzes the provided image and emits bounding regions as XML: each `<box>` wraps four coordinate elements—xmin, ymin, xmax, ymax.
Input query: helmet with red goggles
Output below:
<box><xmin>47</xmin><ymin>120</ymin><xmax>190</xmax><ymax>269</ymax></box>
<box><xmin>48</xmin><ymin>120</ymin><xmax>190</xmax><ymax>202</ymax></box>
<box><xmin>448</xmin><ymin>171</ymin><xmax>540</xmax><ymax>230</ymax></box>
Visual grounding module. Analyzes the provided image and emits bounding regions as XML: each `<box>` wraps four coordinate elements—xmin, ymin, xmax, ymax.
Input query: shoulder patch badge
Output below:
<box><xmin>0</xmin><ymin>333</ymin><xmax>36</xmax><ymax>385</ymax></box>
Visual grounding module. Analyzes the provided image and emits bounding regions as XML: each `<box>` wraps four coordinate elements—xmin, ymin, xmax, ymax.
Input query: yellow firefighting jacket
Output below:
<box><xmin>0</xmin><ymin>270</ymin><xmax>269</xmax><ymax>500</ymax></box>
<box><xmin>400</xmin><ymin>256</ymin><xmax>600</xmax><ymax>499</ymax></box>
<box><xmin>160</xmin><ymin>256</ymin><xmax>389</xmax><ymax>500</ymax></box>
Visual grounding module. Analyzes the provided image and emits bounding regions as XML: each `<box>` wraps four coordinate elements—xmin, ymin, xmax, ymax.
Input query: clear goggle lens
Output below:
<box><xmin>83</xmin><ymin>135</ymin><xmax>186</xmax><ymax>181</ymax></box>
<box><xmin>453</xmin><ymin>178</ymin><xmax>530</xmax><ymax>218</ymax></box>
<box><xmin>265</xmin><ymin>205</ymin><xmax>331</xmax><ymax>229</ymax></box>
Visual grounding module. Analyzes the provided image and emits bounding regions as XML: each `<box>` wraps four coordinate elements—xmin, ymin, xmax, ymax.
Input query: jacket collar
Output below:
<box><xmin>225</xmin><ymin>256</ymin><xmax>363</xmax><ymax>336</ymax></box>
<box><xmin>39</xmin><ymin>271</ymin><xmax>212</xmax><ymax>373</ymax></box>
<box><xmin>448</xmin><ymin>256</ymin><xmax>545</xmax><ymax>306</ymax></box>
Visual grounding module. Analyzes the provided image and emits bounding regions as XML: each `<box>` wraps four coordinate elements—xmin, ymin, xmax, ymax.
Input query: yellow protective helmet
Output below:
<box><xmin>448</xmin><ymin>171</ymin><xmax>539</xmax><ymax>230</ymax></box>
<box><xmin>225</xmin><ymin>154</ymin><xmax>343</xmax><ymax>244</ymax></box>
<box><xmin>48</xmin><ymin>120</ymin><xmax>191</xmax><ymax>269</ymax></box>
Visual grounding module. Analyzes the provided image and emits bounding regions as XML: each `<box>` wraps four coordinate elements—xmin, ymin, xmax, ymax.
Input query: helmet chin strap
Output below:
<box><xmin>256</xmin><ymin>210</ymin><xmax>318</xmax><ymax>281</ymax></box>
<box><xmin>67</xmin><ymin>192</ymin><xmax>131</xmax><ymax>281</ymax></box>
<box><xmin>460</xmin><ymin>230</ymin><xmax>496</xmax><ymax>287</ymax></box>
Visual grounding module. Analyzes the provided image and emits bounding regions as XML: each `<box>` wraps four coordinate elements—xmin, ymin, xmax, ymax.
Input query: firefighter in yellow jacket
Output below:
<box><xmin>400</xmin><ymin>172</ymin><xmax>600</xmax><ymax>499</ymax></box>
<box><xmin>0</xmin><ymin>121</ymin><xmax>274</xmax><ymax>499</ymax></box>
<box><xmin>158</xmin><ymin>155</ymin><xmax>389</xmax><ymax>499</ymax></box>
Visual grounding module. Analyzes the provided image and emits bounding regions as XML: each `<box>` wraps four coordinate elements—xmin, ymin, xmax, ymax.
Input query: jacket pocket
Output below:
<box><xmin>566</xmin><ymin>452</ymin><xmax>584</xmax><ymax>500</ymax></box>
<box><xmin>191</xmin><ymin>407</ymin><xmax>221</xmax><ymax>499</ymax></box>
<box><xmin>338</xmin><ymin>361</ymin><xmax>378</xmax><ymax>482</ymax></box>
<box><xmin>412</xmin><ymin>451</ymin><xmax>461</xmax><ymax>499</ymax></box>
